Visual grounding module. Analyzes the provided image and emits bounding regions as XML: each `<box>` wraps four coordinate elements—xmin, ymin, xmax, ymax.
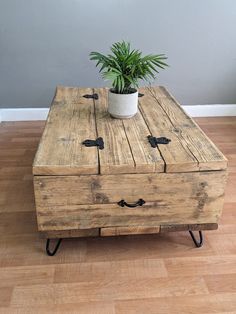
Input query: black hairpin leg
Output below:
<box><xmin>189</xmin><ymin>230</ymin><xmax>203</xmax><ymax>248</ymax></box>
<box><xmin>46</xmin><ymin>238</ymin><xmax>62</xmax><ymax>256</ymax></box>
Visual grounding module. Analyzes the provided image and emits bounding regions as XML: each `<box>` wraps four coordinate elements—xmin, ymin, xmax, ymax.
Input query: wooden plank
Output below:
<box><xmin>0</xmin><ymin>265</ymin><xmax>54</xmax><ymax>288</ymax></box>
<box><xmin>115</xmin><ymin>293</ymin><xmax>236</xmax><ymax>314</ymax></box>
<box><xmin>152</xmin><ymin>86</ymin><xmax>228</xmax><ymax>171</ymax></box>
<box><xmin>34</xmin><ymin>171</ymin><xmax>227</xmax><ymax>231</ymax></box>
<box><xmin>33</xmin><ymin>86</ymin><xmax>99</xmax><ymax>175</ymax></box>
<box><xmin>165</xmin><ymin>255</ymin><xmax>236</xmax><ymax>277</ymax></box>
<box><xmin>0</xmin><ymin>287</ymin><xmax>13</xmax><ymax>307</ymax></box>
<box><xmin>0</xmin><ymin>303</ymin><xmax>115</xmax><ymax>314</ymax></box>
<box><xmin>36</xmin><ymin>202</ymin><xmax>222</xmax><ymax>231</ymax></box>
<box><xmin>93</xmin><ymin>88</ymin><xmax>135</xmax><ymax>174</ymax></box>
<box><xmin>101</xmin><ymin>226</ymin><xmax>160</xmax><ymax>236</ymax></box>
<box><xmin>160</xmin><ymin>223</ymin><xmax>218</xmax><ymax>233</ymax></box>
<box><xmin>121</xmin><ymin>108</ymin><xmax>164</xmax><ymax>173</ymax></box>
<box><xmin>10</xmin><ymin>277</ymin><xmax>208</xmax><ymax>305</ymax></box>
<box><xmin>205</xmin><ymin>273</ymin><xmax>236</xmax><ymax>293</ymax></box>
<box><xmin>34</xmin><ymin>171</ymin><xmax>227</xmax><ymax>205</ymax></box>
<box><xmin>139</xmin><ymin>87</ymin><xmax>199</xmax><ymax>172</ymax></box>
<box><xmin>54</xmin><ymin>259</ymin><xmax>167</xmax><ymax>283</ymax></box>
<box><xmin>40</xmin><ymin>228</ymin><xmax>99</xmax><ymax>239</ymax></box>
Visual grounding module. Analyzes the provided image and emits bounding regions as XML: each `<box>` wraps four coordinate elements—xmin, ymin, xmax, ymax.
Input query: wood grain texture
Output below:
<box><xmin>101</xmin><ymin>226</ymin><xmax>161</xmax><ymax>236</ymax></box>
<box><xmin>165</xmin><ymin>255</ymin><xmax>236</xmax><ymax>277</ymax></box>
<box><xmin>160</xmin><ymin>223</ymin><xmax>218</xmax><ymax>232</ymax></box>
<box><xmin>33</xmin><ymin>86</ymin><xmax>99</xmax><ymax>175</ymax></box>
<box><xmin>0</xmin><ymin>118</ymin><xmax>235</xmax><ymax>313</ymax></box>
<box><xmin>10</xmin><ymin>277</ymin><xmax>208</xmax><ymax>305</ymax></box>
<box><xmin>0</xmin><ymin>265</ymin><xmax>54</xmax><ymax>287</ymax></box>
<box><xmin>39</xmin><ymin>228</ymin><xmax>99</xmax><ymax>239</ymax></box>
<box><xmin>34</xmin><ymin>171</ymin><xmax>227</xmax><ymax>231</ymax></box>
<box><xmin>93</xmin><ymin>88</ymin><xmax>136</xmax><ymax>174</ymax></box>
<box><xmin>122</xmin><ymin>109</ymin><xmax>164</xmax><ymax>173</ymax></box>
<box><xmin>34</xmin><ymin>171</ymin><xmax>227</xmax><ymax>206</ymax></box>
<box><xmin>152</xmin><ymin>86</ymin><xmax>228</xmax><ymax>171</ymax></box>
<box><xmin>33</xmin><ymin>86</ymin><xmax>227</xmax><ymax>175</ymax></box>
<box><xmin>139</xmin><ymin>87</ymin><xmax>198</xmax><ymax>172</ymax></box>
<box><xmin>94</xmin><ymin>88</ymin><xmax>164</xmax><ymax>173</ymax></box>
<box><xmin>115</xmin><ymin>293</ymin><xmax>236</xmax><ymax>314</ymax></box>
<box><xmin>54</xmin><ymin>258</ymin><xmax>168</xmax><ymax>283</ymax></box>
<box><xmin>205</xmin><ymin>273</ymin><xmax>236</xmax><ymax>293</ymax></box>
<box><xmin>139</xmin><ymin>86</ymin><xmax>227</xmax><ymax>172</ymax></box>
<box><xmin>0</xmin><ymin>302</ymin><xmax>115</xmax><ymax>314</ymax></box>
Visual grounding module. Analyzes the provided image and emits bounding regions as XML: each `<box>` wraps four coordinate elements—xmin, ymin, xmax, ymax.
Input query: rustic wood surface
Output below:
<box><xmin>139</xmin><ymin>87</ymin><xmax>227</xmax><ymax>172</ymax></box>
<box><xmin>40</xmin><ymin>228</ymin><xmax>100</xmax><ymax>239</ymax></box>
<box><xmin>94</xmin><ymin>88</ymin><xmax>135</xmax><ymax>174</ymax></box>
<box><xmin>33</xmin><ymin>86</ymin><xmax>99</xmax><ymax>175</ymax></box>
<box><xmin>160</xmin><ymin>223</ymin><xmax>218</xmax><ymax>232</ymax></box>
<box><xmin>152</xmin><ymin>86</ymin><xmax>228</xmax><ymax>171</ymax></box>
<box><xmin>34</xmin><ymin>171</ymin><xmax>226</xmax><ymax>231</ymax></box>
<box><xmin>100</xmin><ymin>226</ymin><xmax>161</xmax><ymax>236</ymax></box>
<box><xmin>139</xmin><ymin>87</ymin><xmax>198</xmax><ymax>172</ymax></box>
<box><xmin>33</xmin><ymin>86</ymin><xmax>227</xmax><ymax>175</ymax></box>
<box><xmin>33</xmin><ymin>86</ymin><xmax>228</xmax><ymax>238</ymax></box>
<box><xmin>94</xmin><ymin>88</ymin><xmax>164</xmax><ymax>174</ymax></box>
<box><xmin>0</xmin><ymin>118</ymin><xmax>235</xmax><ymax>312</ymax></box>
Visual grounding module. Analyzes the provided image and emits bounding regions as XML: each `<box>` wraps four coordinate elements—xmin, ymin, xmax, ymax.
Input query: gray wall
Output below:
<box><xmin>0</xmin><ymin>0</ymin><xmax>236</xmax><ymax>108</ymax></box>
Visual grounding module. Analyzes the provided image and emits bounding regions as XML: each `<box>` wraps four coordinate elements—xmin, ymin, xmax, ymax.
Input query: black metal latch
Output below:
<box><xmin>82</xmin><ymin>137</ymin><xmax>104</xmax><ymax>150</ymax></box>
<box><xmin>83</xmin><ymin>93</ymin><xmax>99</xmax><ymax>100</ymax></box>
<box><xmin>147</xmin><ymin>135</ymin><xmax>171</xmax><ymax>148</ymax></box>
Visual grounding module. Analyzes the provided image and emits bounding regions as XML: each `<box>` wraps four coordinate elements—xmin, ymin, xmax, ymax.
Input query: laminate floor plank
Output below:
<box><xmin>115</xmin><ymin>293</ymin><xmax>236</xmax><ymax>314</ymax></box>
<box><xmin>0</xmin><ymin>302</ymin><xmax>115</xmax><ymax>314</ymax></box>
<box><xmin>53</xmin><ymin>259</ymin><xmax>168</xmax><ymax>283</ymax></box>
<box><xmin>10</xmin><ymin>277</ymin><xmax>208</xmax><ymax>306</ymax></box>
<box><xmin>205</xmin><ymin>273</ymin><xmax>236</xmax><ymax>294</ymax></box>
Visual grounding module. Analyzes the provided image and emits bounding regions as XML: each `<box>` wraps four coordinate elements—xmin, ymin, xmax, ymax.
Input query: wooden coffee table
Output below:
<box><xmin>33</xmin><ymin>86</ymin><xmax>228</xmax><ymax>255</ymax></box>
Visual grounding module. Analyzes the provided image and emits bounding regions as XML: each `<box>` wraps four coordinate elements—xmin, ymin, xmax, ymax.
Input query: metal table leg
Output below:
<box><xmin>189</xmin><ymin>230</ymin><xmax>203</xmax><ymax>247</ymax></box>
<box><xmin>46</xmin><ymin>238</ymin><xmax>62</xmax><ymax>256</ymax></box>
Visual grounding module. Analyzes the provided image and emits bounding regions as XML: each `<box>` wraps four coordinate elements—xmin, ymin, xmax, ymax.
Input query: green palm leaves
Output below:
<box><xmin>90</xmin><ymin>41</ymin><xmax>168</xmax><ymax>94</ymax></box>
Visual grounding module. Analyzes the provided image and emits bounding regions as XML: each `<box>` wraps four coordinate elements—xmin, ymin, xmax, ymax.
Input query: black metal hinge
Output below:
<box><xmin>83</xmin><ymin>93</ymin><xmax>99</xmax><ymax>100</ymax></box>
<box><xmin>82</xmin><ymin>137</ymin><xmax>104</xmax><ymax>150</ymax></box>
<box><xmin>147</xmin><ymin>135</ymin><xmax>171</xmax><ymax>148</ymax></box>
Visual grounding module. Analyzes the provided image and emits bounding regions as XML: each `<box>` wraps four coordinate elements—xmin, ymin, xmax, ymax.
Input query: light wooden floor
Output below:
<box><xmin>0</xmin><ymin>117</ymin><xmax>235</xmax><ymax>314</ymax></box>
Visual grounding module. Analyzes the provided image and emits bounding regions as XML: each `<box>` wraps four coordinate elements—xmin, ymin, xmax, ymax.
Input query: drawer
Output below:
<box><xmin>100</xmin><ymin>226</ymin><xmax>161</xmax><ymax>236</ymax></box>
<box><xmin>34</xmin><ymin>171</ymin><xmax>226</xmax><ymax>232</ymax></box>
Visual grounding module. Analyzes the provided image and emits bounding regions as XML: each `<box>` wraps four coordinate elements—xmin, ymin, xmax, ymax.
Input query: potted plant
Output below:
<box><xmin>90</xmin><ymin>41</ymin><xmax>168</xmax><ymax>119</ymax></box>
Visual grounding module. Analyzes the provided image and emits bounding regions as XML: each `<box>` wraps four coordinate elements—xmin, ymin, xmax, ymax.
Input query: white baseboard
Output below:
<box><xmin>0</xmin><ymin>105</ymin><xmax>236</xmax><ymax>122</ymax></box>
<box><xmin>0</xmin><ymin>108</ymin><xmax>49</xmax><ymax>122</ymax></box>
<box><xmin>183</xmin><ymin>104</ymin><xmax>236</xmax><ymax>117</ymax></box>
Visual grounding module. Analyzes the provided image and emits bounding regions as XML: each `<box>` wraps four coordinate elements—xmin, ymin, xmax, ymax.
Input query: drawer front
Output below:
<box><xmin>34</xmin><ymin>171</ymin><xmax>227</xmax><ymax>232</ymax></box>
<box><xmin>100</xmin><ymin>226</ymin><xmax>161</xmax><ymax>236</ymax></box>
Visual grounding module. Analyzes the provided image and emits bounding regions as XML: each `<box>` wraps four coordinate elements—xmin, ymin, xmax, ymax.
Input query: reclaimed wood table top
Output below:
<box><xmin>33</xmin><ymin>86</ymin><xmax>227</xmax><ymax>176</ymax></box>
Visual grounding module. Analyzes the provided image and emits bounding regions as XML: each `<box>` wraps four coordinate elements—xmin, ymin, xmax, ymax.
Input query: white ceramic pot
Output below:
<box><xmin>108</xmin><ymin>89</ymin><xmax>138</xmax><ymax>119</ymax></box>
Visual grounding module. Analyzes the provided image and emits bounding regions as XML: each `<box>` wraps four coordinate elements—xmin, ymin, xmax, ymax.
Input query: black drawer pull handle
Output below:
<box><xmin>117</xmin><ymin>199</ymin><xmax>145</xmax><ymax>208</ymax></box>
